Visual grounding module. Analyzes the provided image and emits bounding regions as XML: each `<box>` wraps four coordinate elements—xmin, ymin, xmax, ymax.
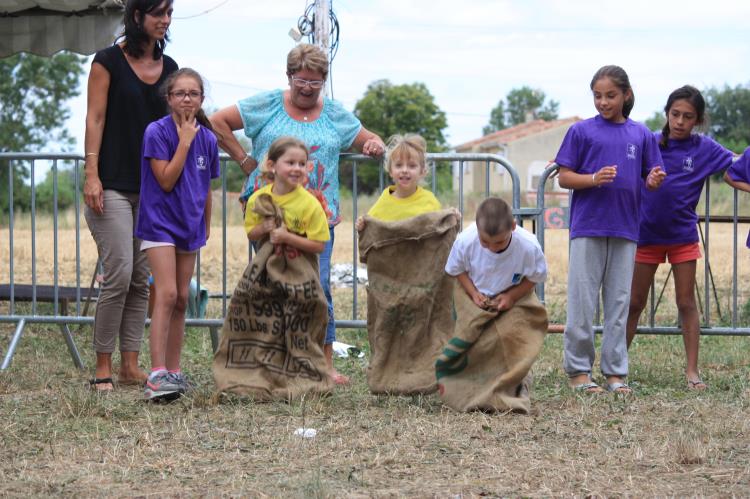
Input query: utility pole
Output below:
<box><xmin>312</xmin><ymin>0</ymin><xmax>332</xmax><ymax>97</ymax></box>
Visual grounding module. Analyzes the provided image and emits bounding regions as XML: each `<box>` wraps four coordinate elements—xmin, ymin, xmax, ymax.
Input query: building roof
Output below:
<box><xmin>455</xmin><ymin>116</ymin><xmax>581</xmax><ymax>151</ymax></box>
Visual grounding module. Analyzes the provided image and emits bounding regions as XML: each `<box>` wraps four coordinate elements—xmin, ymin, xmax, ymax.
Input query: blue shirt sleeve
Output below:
<box><xmin>236</xmin><ymin>90</ymin><xmax>283</xmax><ymax>149</ymax></box>
<box><xmin>727</xmin><ymin>147</ymin><xmax>750</xmax><ymax>183</ymax></box>
<box><xmin>704</xmin><ymin>136</ymin><xmax>735</xmax><ymax>176</ymax></box>
<box><xmin>641</xmin><ymin>127</ymin><xmax>663</xmax><ymax>178</ymax></box>
<box><xmin>555</xmin><ymin>124</ymin><xmax>582</xmax><ymax>171</ymax></box>
<box><xmin>142</xmin><ymin>121</ymin><xmax>172</xmax><ymax>161</ymax></box>
<box><xmin>325</xmin><ymin>98</ymin><xmax>362</xmax><ymax>150</ymax></box>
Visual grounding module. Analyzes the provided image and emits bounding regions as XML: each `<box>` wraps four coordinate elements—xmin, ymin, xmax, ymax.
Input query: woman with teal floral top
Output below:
<box><xmin>211</xmin><ymin>43</ymin><xmax>385</xmax><ymax>385</ymax></box>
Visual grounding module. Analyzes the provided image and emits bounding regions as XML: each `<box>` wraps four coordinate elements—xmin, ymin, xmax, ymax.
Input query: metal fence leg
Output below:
<box><xmin>59</xmin><ymin>323</ymin><xmax>85</xmax><ymax>370</ymax></box>
<box><xmin>1</xmin><ymin>318</ymin><xmax>26</xmax><ymax>370</ymax></box>
<box><xmin>210</xmin><ymin>326</ymin><xmax>219</xmax><ymax>353</ymax></box>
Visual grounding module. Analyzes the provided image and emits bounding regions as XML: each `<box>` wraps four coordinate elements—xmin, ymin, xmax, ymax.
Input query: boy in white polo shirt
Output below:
<box><xmin>445</xmin><ymin>197</ymin><xmax>547</xmax><ymax>311</ymax></box>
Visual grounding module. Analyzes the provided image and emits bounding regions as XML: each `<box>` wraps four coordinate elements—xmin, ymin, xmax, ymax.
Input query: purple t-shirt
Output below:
<box><xmin>555</xmin><ymin>115</ymin><xmax>663</xmax><ymax>241</ymax></box>
<box><xmin>725</xmin><ymin>147</ymin><xmax>750</xmax><ymax>247</ymax></box>
<box><xmin>135</xmin><ymin>115</ymin><xmax>220</xmax><ymax>251</ymax></box>
<box><xmin>639</xmin><ymin>134</ymin><xmax>734</xmax><ymax>246</ymax></box>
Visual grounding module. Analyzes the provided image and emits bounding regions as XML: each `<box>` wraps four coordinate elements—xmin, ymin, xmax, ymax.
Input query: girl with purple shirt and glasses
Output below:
<box><xmin>136</xmin><ymin>68</ymin><xmax>220</xmax><ymax>401</ymax></box>
<box><xmin>555</xmin><ymin>65</ymin><xmax>666</xmax><ymax>394</ymax></box>
<box><xmin>627</xmin><ymin>86</ymin><xmax>735</xmax><ymax>391</ymax></box>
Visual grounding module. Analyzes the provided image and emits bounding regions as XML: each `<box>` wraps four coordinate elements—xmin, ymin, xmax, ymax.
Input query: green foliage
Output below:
<box><xmin>483</xmin><ymin>86</ymin><xmax>559</xmax><ymax>135</ymax></box>
<box><xmin>644</xmin><ymin>111</ymin><xmax>666</xmax><ymax>132</ymax></box>
<box><xmin>0</xmin><ymin>52</ymin><xmax>86</xmax><ymax>215</ymax></box>
<box><xmin>705</xmin><ymin>83</ymin><xmax>750</xmax><ymax>153</ymax></box>
<box><xmin>351</xmin><ymin>79</ymin><xmax>449</xmax><ymax>193</ymax></box>
<box><xmin>35</xmin><ymin>163</ymin><xmax>80</xmax><ymax>212</ymax></box>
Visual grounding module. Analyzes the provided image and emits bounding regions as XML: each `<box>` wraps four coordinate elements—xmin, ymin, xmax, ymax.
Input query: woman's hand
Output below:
<box><xmin>83</xmin><ymin>174</ymin><xmax>104</xmax><ymax>214</ymax></box>
<box><xmin>362</xmin><ymin>138</ymin><xmax>385</xmax><ymax>157</ymax></box>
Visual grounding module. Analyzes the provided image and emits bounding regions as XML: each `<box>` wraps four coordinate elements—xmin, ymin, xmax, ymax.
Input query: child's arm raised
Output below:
<box><xmin>490</xmin><ymin>278</ymin><xmax>535</xmax><ymax>311</ymax></box>
<box><xmin>150</xmin><ymin>110</ymin><xmax>199</xmax><ymax>192</ymax></box>
<box><xmin>270</xmin><ymin>226</ymin><xmax>325</xmax><ymax>254</ymax></box>
<box><xmin>557</xmin><ymin>166</ymin><xmax>617</xmax><ymax>190</ymax></box>
<box><xmin>456</xmin><ymin>272</ymin><xmax>489</xmax><ymax>309</ymax></box>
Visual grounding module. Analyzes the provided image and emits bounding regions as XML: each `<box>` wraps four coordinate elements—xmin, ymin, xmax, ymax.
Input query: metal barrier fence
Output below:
<box><xmin>1</xmin><ymin>152</ymin><xmax>748</xmax><ymax>371</ymax></box>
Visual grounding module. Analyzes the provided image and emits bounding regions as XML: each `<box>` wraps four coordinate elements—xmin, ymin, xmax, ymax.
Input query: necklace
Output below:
<box><xmin>303</xmin><ymin>115</ymin><xmax>308</xmax><ymax>121</ymax></box>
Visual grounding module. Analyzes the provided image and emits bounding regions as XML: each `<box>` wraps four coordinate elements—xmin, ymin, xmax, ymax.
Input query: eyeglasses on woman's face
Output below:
<box><xmin>290</xmin><ymin>76</ymin><xmax>325</xmax><ymax>89</ymax></box>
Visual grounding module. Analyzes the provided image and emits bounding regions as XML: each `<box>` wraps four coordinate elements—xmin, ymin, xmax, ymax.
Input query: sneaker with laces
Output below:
<box><xmin>144</xmin><ymin>371</ymin><xmax>181</xmax><ymax>401</ymax></box>
<box><xmin>167</xmin><ymin>372</ymin><xmax>194</xmax><ymax>394</ymax></box>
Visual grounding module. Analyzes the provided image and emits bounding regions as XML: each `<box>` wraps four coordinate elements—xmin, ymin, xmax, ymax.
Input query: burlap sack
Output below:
<box><xmin>358</xmin><ymin>210</ymin><xmax>459</xmax><ymax>394</ymax></box>
<box><xmin>436</xmin><ymin>287</ymin><xmax>547</xmax><ymax>413</ymax></box>
<box><xmin>213</xmin><ymin>194</ymin><xmax>332</xmax><ymax>400</ymax></box>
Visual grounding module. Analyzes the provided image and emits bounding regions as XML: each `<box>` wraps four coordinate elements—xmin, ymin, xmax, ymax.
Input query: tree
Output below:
<box><xmin>352</xmin><ymin>80</ymin><xmax>449</xmax><ymax>193</ymax></box>
<box><xmin>482</xmin><ymin>100</ymin><xmax>506</xmax><ymax>136</ymax></box>
<box><xmin>705</xmin><ymin>84</ymin><xmax>750</xmax><ymax>152</ymax></box>
<box><xmin>0</xmin><ymin>52</ymin><xmax>86</xmax><ymax>216</ymax></box>
<box><xmin>483</xmin><ymin>86</ymin><xmax>559</xmax><ymax>135</ymax></box>
<box><xmin>644</xmin><ymin>111</ymin><xmax>666</xmax><ymax>132</ymax></box>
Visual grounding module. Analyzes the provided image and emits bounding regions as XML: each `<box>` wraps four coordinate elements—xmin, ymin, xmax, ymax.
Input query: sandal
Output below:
<box><xmin>687</xmin><ymin>379</ymin><xmax>707</xmax><ymax>391</ymax></box>
<box><xmin>89</xmin><ymin>377</ymin><xmax>114</xmax><ymax>392</ymax></box>
<box><xmin>571</xmin><ymin>381</ymin><xmax>604</xmax><ymax>394</ymax></box>
<box><xmin>604</xmin><ymin>382</ymin><xmax>632</xmax><ymax>394</ymax></box>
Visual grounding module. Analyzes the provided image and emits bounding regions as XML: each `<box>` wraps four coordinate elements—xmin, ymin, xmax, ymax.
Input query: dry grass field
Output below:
<box><xmin>1</xmin><ymin>189</ymin><xmax>750</xmax><ymax>496</ymax></box>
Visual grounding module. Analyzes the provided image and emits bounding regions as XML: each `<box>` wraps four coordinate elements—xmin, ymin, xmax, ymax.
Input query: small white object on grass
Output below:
<box><xmin>332</xmin><ymin>341</ymin><xmax>365</xmax><ymax>359</ymax></box>
<box><xmin>294</xmin><ymin>428</ymin><xmax>317</xmax><ymax>438</ymax></box>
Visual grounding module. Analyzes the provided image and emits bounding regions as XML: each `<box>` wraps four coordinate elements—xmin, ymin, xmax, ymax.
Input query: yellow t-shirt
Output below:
<box><xmin>367</xmin><ymin>186</ymin><xmax>441</xmax><ymax>222</ymax></box>
<box><xmin>244</xmin><ymin>184</ymin><xmax>330</xmax><ymax>242</ymax></box>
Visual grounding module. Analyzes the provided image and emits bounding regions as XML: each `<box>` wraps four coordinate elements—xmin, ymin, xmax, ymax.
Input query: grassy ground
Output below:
<box><xmin>2</xmin><ymin>182</ymin><xmax>750</xmax><ymax>495</ymax></box>
<box><xmin>1</xmin><ymin>320</ymin><xmax>749</xmax><ymax>497</ymax></box>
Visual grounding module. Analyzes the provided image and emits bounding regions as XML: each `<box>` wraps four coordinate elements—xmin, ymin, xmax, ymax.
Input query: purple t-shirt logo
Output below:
<box><xmin>682</xmin><ymin>156</ymin><xmax>694</xmax><ymax>172</ymax></box>
<box><xmin>197</xmin><ymin>155</ymin><xmax>207</xmax><ymax>170</ymax></box>
<box><xmin>627</xmin><ymin>143</ymin><xmax>637</xmax><ymax>160</ymax></box>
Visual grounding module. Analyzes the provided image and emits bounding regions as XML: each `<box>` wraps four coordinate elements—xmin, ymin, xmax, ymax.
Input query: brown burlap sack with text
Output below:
<box><xmin>358</xmin><ymin>210</ymin><xmax>459</xmax><ymax>394</ymax></box>
<box><xmin>213</xmin><ymin>194</ymin><xmax>332</xmax><ymax>400</ymax></box>
<box><xmin>436</xmin><ymin>287</ymin><xmax>547</xmax><ymax>413</ymax></box>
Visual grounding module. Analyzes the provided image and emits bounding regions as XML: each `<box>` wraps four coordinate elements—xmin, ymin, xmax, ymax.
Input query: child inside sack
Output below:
<box><xmin>355</xmin><ymin>134</ymin><xmax>460</xmax><ymax>394</ymax></box>
<box><xmin>437</xmin><ymin>198</ymin><xmax>548</xmax><ymax>412</ymax></box>
<box><xmin>212</xmin><ymin>136</ymin><xmax>333</xmax><ymax>399</ymax></box>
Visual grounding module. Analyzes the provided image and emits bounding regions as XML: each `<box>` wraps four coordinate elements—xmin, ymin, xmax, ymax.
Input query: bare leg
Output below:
<box><xmin>672</xmin><ymin>260</ymin><xmax>704</xmax><ymax>389</ymax></box>
<box><xmin>165</xmin><ymin>252</ymin><xmax>196</xmax><ymax>372</ymax></box>
<box><xmin>119</xmin><ymin>350</ymin><xmax>147</xmax><ymax>384</ymax></box>
<box><xmin>626</xmin><ymin>262</ymin><xmax>659</xmax><ymax>348</ymax></box>
<box><xmin>146</xmin><ymin>247</ymin><xmax>178</xmax><ymax>370</ymax></box>
<box><xmin>93</xmin><ymin>352</ymin><xmax>113</xmax><ymax>391</ymax></box>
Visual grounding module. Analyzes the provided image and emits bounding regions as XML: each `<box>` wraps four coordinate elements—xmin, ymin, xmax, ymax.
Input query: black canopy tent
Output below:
<box><xmin>0</xmin><ymin>0</ymin><xmax>124</xmax><ymax>57</ymax></box>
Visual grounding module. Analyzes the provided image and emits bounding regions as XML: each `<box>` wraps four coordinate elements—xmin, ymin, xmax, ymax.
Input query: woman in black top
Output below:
<box><xmin>84</xmin><ymin>0</ymin><xmax>178</xmax><ymax>391</ymax></box>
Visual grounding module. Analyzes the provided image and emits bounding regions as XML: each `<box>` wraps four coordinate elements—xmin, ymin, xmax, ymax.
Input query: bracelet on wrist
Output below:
<box><xmin>239</xmin><ymin>155</ymin><xmax>250</xmax><ymax>168</ymax></box>
<box><xmin>592</xmin><ymin>173</ymin><xmax>596</xmax><ymax>186</ymax></box>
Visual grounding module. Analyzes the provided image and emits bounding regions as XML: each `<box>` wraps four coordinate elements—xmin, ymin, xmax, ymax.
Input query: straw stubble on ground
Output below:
<box><xmin>1</xmin><ymin>325</ymin><xmax>749</xmax><ymax>496</ymax></box>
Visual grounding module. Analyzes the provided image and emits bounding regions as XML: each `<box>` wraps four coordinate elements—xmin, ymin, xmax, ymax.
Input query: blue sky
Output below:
<box><xmin>59</xmin><ymin>0</ymin><xmax>749</xmax><ymax>180</ymax></box>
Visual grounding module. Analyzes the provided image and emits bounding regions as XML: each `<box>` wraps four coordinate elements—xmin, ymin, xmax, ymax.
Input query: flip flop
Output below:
<box><xmin>604</xmin><ymin>382</ymin><xmax>632</xmax><ymax>394</ymax></box>
<box><xmin>572</xmin><ymin>381</ymin><xmax>604</xmax><ymax>394</ymax></box>
<box><xmin>89</xmin><ymin>377</ymin><xmax>114</xmax><ymax>392</ymax></box>
<box><xmin>687</xmin><ymin>379</ymin><xmax>707</xmax><ymax>391</ymax></box>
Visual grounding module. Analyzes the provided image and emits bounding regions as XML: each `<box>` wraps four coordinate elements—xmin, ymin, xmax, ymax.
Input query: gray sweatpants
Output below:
<box><xmin>563</xmin><ymin>237</ymin><xmax>636</xmax><ymax>378</ymax></box>
<box><xmin>84</xmin><ymin>190</ymin><xmax>149</xmax><ymax>353</ymax></box>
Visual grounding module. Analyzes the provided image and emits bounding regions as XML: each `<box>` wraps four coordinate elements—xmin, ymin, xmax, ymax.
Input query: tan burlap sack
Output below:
<box><xmin>213</xmin><ymin>194</ymin><xmax>332</xmax><ymax>400</ymax></box>
<box><xmin>358</xmin><ymin>209</ymin><xmax>459</xmax><ymax>394</ymax></box>
<box><xmin>436</xmin><ymin>287</ymin><xmax>547</xmax><ymax>413</ymax></box>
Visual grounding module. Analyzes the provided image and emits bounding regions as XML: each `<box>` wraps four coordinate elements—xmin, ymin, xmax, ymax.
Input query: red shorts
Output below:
<box><xmin>635</xmin><ymin>242</ymin><xmax>701</xmax><ymax>265</ymax></box>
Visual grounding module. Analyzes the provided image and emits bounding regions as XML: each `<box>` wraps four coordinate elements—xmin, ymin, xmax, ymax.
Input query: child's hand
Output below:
<box><xmin>471</xmin><ymin>291</ymin><xmax>489</xmax><ymax>309</ymax></box>
<box><xmin>593</xmin><ymin>165</ymin><xmax>617</xmax><ymax>186</ymax></box>
<box><xmin>261</xmin><ymin>217</ymin><xmax>276</xmax><ymax>235</ymax></box>
<box><xmin>269</xmin><ymin>225</ymin><xmax>288</xmax><ymax>245</ymax></box>
<box><xmin>490</xmin><ymin>293</ymin><xmax>515</xmax><ymax>311</ymax></box>
<box><xmin>646</xmin><ymin>166</ymin><xmax>667</xmax><ymax>190</ymax></box>
<box><xmin>355</xmin><ymin>216</ymin><xmax>366</xmax><ymax>231</ymax></box>
<box><xmin>449</xmin><ymin>207</ymin><xmax>462</xmax><ymax>226</ymax></box>
<box><xmin>176</xmin><ymin>110</ymin><xmax>199</xmax><ymax>146</ymax></box>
